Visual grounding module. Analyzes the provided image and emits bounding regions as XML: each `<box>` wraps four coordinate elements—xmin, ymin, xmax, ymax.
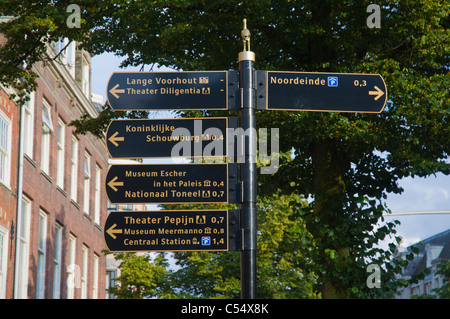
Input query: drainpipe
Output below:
<box><xmin>13</xmin><ymin>101</ymin><xmax>25</xmax><ymax>299</ymax></box>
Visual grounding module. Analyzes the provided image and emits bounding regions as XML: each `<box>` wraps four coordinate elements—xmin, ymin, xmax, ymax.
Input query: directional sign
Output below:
<box><xmin>106</xmin><ymin>117</ymin><xmax>236</xmax><ymax>159</ymax></box>
<box><xmin>104</xmin><ymin>210</ymin><xmax>239</xmax><ymax>252</ymax></box>
<box><xmin>107</xmin><ymin>71</ymin><xmax>232</xmax><ymax>110</ymax></box>
<box><xmin>257</xmin><ymin>71</ymin><xmax>387</xmax><ymax>113</ymax></box>
<box><xmin>105</xmin><ymin>163</ymin><xmax>238</xmax><ymax>204</ymax></box>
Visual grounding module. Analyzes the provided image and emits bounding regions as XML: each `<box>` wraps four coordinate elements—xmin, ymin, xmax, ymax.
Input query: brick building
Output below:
<box><xmin>0</xmin><ymin>33</ymin><xmax>109</xmax><ymax>298</ymax></box>
<box><xmin>0</xmin><ymin>83</ymin><xmax>20</xmax><ymax>298</ymax></box>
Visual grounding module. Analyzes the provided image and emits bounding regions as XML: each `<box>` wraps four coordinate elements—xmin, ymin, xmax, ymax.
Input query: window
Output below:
<box><xmin>23</xmin><ymin>93</ymin><xmax>35</xmax><ymax>158</ymax></box>
<box><xmin>16</xmin><ymin>197</ymin><xmax>31</xmax><ymax>299</ymax></box>
<box><xmin>411</xmin><ymin>286</ymin><xmax>421</xmax><ymax>296</ymax></box>
<box><xmin>36</xmin><ymin>211</ymin><xmax>47</xmax><ymax>298</ymax></box>
<box><xmin>70</xmin><ymin>137</ymin><xmax>78</xmax><ymax>202</ymax></box>
<box><xmin>92</xmin><ymin>254</ymin><xmax>99</xmax><ymax>299</ymax></box>
<box><xmin>67</xmin><ymin>234</ymin><xmax>76</xmax><ymax>299</ymax></box>
<box><xmin>0</xmin><ymin>110</ymin><xmax>11</xmax><ymax>186</ymax></box>
<box><xmin>106</xmin><ymin>270</ymin><xmax>117</xmax><ymax>299</ymax></box>
<box><xmin>83</xmin><ymin>152</ymin><xmax>90</xmax><ymax>214</ymax></box>
<box><xmin>56</xmin><ymin>119</ymin><xmax>65</xmax><ymax>189</ymax></box>
<box><xmin>424</xmin><ymin>281</ymin><xmax>432</xmax><ymax>295</ymax></box>
<box><xmin>53</xmin><ymin>38</ymin><xmax>75</xmax><ymax>78</ymax></box>
<box><xmin>0</xmin><ymin>225</ymin><xmax>8</xmax><ymax>299</ymax></box>
<box><xmin>94</xmin><ymin>165</ymin><xmax>101</xmax><ymax>224</ymax></box>
<box><xmin>107</xmin><ymin>203</ymin><xmax>118</xmax><ymax>212</ymax></box>
<box><xmin>53</xmin><ymin>38</ymin><xmax>65</xmax><ymax>59</ymax></box>
<box><xmin>82</xmin><ymin>57</ymin><xmax>90</xmax><ymax>97</ymax></box>
<box><xmin>65</xmin><ymin>41</ymin><xmax>75</xmax><ymax>77</ymax></box>
<box><xmin>53</xmin><ymin>224</ymin><xmax>63</xmax><ymax>299</ymax></box>
<box><xmin>41</xmin><ymin>99</ymin><xmax>53</xmax><ymax>174</ymax></box>
<box><xmin>435</xmin><ymin>278</ymin><xmax>440</xmax><ymax>289</ymax></box>
<box><xmin>81</xmin><ymin>245</ymin><xmax>88</xmax><ymax>299</ymax></box>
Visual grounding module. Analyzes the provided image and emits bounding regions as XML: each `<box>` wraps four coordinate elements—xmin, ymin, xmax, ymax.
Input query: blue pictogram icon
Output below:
<box><xmin>202</xmin><ymin>237</ymin><xmax>211</xmax><ymax>246</ymax></box>
<box><xmin>328</xmin><ymin>77</ymin><xmax>338</xmax><ymax>87</ymax></box>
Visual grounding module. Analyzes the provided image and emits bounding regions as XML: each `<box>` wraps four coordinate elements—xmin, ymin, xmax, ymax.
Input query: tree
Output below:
<box><xmin>164</xmin><ymin>192</ymin><xmax>317</xmax><ymax>299</ymax></box>
<box><xmin>107</xmin><ymin>252</ymin><xmax>173</xmax><ymax>299</ymax></box>
<box><xmin>1</xmin><ymin>0</ymin><xmax>449</xmax><ymax>298</ymax></box>
<box><xmin>107</xmin><ymin>192</ymin><xmax>317</xmax><ymax>299</ymax></box>
<box><xmin>434</xmin><ymin>259</ymin><xmax>450</xmax><ymax>299</ymax></box>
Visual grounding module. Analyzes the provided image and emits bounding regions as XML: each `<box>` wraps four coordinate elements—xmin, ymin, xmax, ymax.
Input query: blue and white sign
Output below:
<box><xmin>328</xmin><ymin>77</ymin><xmax>338</xmax><ymax>87</ymax></box>
<box><xmin>202</xmin><ymin>236</ymin><xmax>211</xmax><ymax>246</ymax></box>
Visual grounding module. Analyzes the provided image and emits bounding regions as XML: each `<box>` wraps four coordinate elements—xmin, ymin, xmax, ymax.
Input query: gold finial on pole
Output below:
<box><xmin>239</xmin><ymin>19</ymin><xmax>255</xmax><ymax>62</ymax></box>
<box><xmin>241</xmin><ymin>19</ymin><xmax>251</xmax><ymax>52</ymax></box>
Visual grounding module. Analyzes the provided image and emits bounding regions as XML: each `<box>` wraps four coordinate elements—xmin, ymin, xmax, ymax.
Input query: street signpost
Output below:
<box><xmin>103</xmin><ymin>20</ymin><xmax>388</xmax><ymax>299</ymax></box>
<box><xmin>106</xmin><ymin>71</ymin><xmax>236</xmax><ymax>110</ymax></box>
<box><xmin>105</xmin><ymin>163</ymin><xmax>238</xmax><ymax>205</ymax></box>
<box><xmin>106</xmin><ymin>117</ymin><xmax>235</xmax><ymax>159</ymax></box>
<box><xmin>257</xmin><ymin>71</ymin><xmax>387</xmax><ymax>113</ymax></box>
<box><xmin>104</xmin><ymin>210</ymin><xmax>239</xmax><ymax>252</ymax></box>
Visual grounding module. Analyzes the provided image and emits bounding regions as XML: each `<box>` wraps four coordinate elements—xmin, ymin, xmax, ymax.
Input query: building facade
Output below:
<box><xmin>0</xmin><ymin>82</ymin><xmax>20</xmax><ymax>299</ymax></box>
<box><xmin>0</xmin><ymin>34</ymin><xmax>109</xmax><ymax>298</ymax></box>
<box><xmin>395</xmin><ymin>228</ymin><xmax>450</xmax><ymax>299</ymax></box>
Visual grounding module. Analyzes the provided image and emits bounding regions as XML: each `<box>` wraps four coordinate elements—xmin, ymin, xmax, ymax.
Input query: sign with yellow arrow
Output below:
<box><xmin>105</xmin><ymin>163</ymin><xmax>239</xmax><ymax>205</ymax></box>
<box><xmin>103</xmin><ymin>210</ymin><xmax>239</xmax><ymax>252</ymax></box>
<box><xmin>105</xmin><ymin>117</ymin><xmax>234</xmax><ymax>159</ymax></box>
<box><xmin>106</xmin><ymin>71</ymin><xmax>235</xmax><ymax>110</ymax></box>
<box><xmin>257</xmin><ymin>71</ymin><xmax>387</xmax><ymax>113</ymax></box>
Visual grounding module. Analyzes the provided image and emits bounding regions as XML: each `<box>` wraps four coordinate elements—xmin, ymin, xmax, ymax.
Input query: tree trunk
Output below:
<box><xmin>311</xmin><ymin>138</ymin><xmax>350</xmax><ymax>298</ymax></box>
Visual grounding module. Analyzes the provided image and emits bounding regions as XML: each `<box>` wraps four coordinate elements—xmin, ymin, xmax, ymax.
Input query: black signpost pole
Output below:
<box><xmin>239</xmin><ymin>19</ymin><xmax>257</xmax><ymax>299</ymax></box>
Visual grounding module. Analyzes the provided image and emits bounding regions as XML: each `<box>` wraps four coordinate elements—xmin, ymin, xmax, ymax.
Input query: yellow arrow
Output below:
<box><xmin>109</xmin><ymin>84</ymin><xmax>125</xmax><ymax>99</ymax></box>
<box><xmin>369</xmin><ymin>86</ymin><xmax>384</xmax><ymax>101</ymax></box>
<box><xmin>106</xmin><ymin>223</ymin><xmax>122</xmax><ymax>240</ymax></box>
<box><xmin>108</xmin><ymin>131</ymin><xmax>124</xmax><ymax>147</ymax></box>
<box><xmin>108</xmin><ymin>176</ymin><xmax>123</xmax><ymax>192</ymax></box>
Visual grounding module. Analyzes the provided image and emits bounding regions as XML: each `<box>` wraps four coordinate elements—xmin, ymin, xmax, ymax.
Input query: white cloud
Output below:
<box><xmin>386</xmin><ymin>173</ymin><xmax>450</xmax><ymax>212</ymax></box>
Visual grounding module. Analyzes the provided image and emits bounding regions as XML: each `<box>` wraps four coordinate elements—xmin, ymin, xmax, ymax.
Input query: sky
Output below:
<box><xmin>91</xmin><ymin>52</ymin><xmax>450</xmax><ymax>250</ymax></box>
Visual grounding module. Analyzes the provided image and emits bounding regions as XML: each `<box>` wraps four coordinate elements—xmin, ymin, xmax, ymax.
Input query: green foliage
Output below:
<box><xmin>108</xmin><ymin>252</ymin><xmax>173</xmax><ymax>299</ymax></box>
<box><xmin>0</xmin><ymin>0</ymin><xmax>94</xmax><ymax>105</ymax></box>
<box><xmin>256</xmin><ymin>191</ymin><xmax>318</xmax><ymax>299</ymax></box>
<box><xmin>69</xmin><ymin>104</ymin><xmax>151</xmax><ymax>138</ymax></box>
<box><xmin>108</xmin><ymin>192</ymin><xmax>316</xmax><ymax>299</ymax></box>
<box><xmin>434</xmin><ymin>259</ymin><xmax>450</xmax><ymax>299</ymax></box>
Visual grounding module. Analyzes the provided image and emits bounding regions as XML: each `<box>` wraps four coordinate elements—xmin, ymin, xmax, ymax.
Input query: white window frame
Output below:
<box><xmin>53</xmin><ymin>38</ymin><xmax>76</xmax><ymax>78</ymax></box>
<box><xmin>94</xmin><ymin>165</ymin><xmax>101</xmax><ymax>224</ymax></box>
<box><xmin>105</xmin><ymin>270</ymin><xmax>116</xmax><ymax>299</ymax></box>
<box><xmin>0</xmin><ymin>225</ymin><xmax>8</xmax><ymax>299</ymax></box>
<box><xmin>92</xmin><ymin>254</ymin><xmax>99</xmax><ymax>299</ymax></box>
<box><xmin>53</xmin><ymin>223</ymin><xmax>63</xmax><ymax>299</ymax></box>
<box><xmin>82</xmin><ymin>56</ymin><xmax>90</xmax><ymax>97</ymax></box>
<box><xmin>70</xmin><ymin>136</ymin><xmax>78</xmax><ymax>202</ymax></box>
<box><xmin>16</xmin><ymin>196</ymin><xmax>31</xmax><ymax>299</ymax></box>
<box><xmin>36</xmin><ymin>211</ymin><xmax>47</xmax><ymax>299</ymax></box>
<box><xmin>40</xmin><ymin>99</ymin><xmax>53</xmax><ymax>174</ymax></box>
<box><xmin>67</xmin><ymin>234</ymin><xmax>76</xmax><ymax>299</ymax></box>
<box><xmin>83</xmin><ymin>152</ymin><xmax>90</xmax><ymax>215</ymax></box>
<box><xmin>0</xmin><ymin>110</ymin><xmax>11</xmax><ymax>186</ymax></box>
<box><xmin>23</xmin><ymin>92</ymin><xmax>35</xmax><ymax>158</ymax></box>
<box><xmin>66</xmin><ymin>41</ymin><xmax>76</xmax><ymax>77</ymax></box>
<box><xmin>81</xmin><ymin>245</ymin><xmax>88</xmax><ymax>299</ymax></box>
<box><xmin>56</xmin><ymin>119</ymin><xmax>65</xmax><ymax>189</ymax></box>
